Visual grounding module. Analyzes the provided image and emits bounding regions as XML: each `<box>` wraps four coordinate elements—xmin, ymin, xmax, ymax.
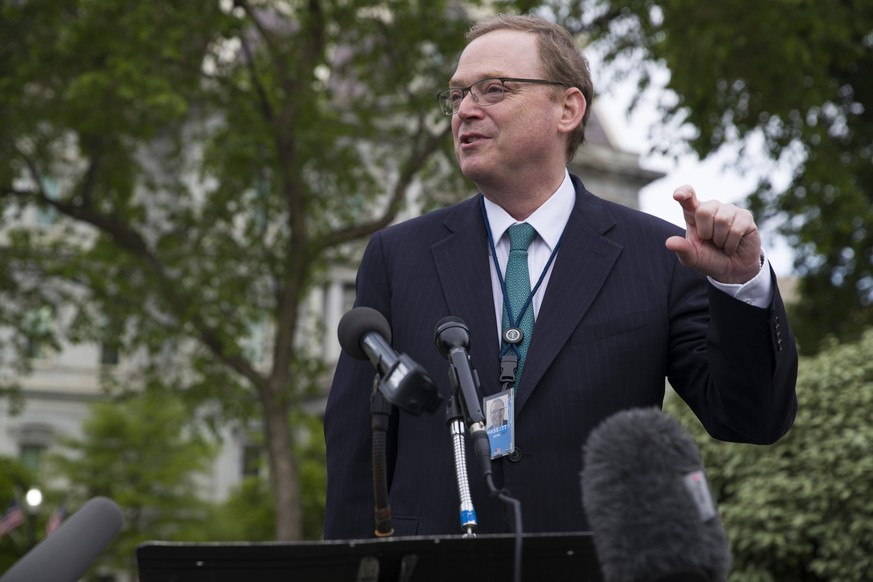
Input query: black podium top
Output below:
<box><xmin>137</xmin><ymin>532</ymin><xmax>602</xmax><ymax>582</ymax></box>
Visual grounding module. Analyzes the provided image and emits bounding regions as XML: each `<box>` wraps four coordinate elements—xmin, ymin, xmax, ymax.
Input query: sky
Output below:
<box><xmin>589</xmin><ymin>57</ymin><xmax>798</xmax><ymax>277</ymax></box>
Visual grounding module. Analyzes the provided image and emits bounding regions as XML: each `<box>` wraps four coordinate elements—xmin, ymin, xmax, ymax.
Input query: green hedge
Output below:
<box><xmin>667</xmin><ymin>329</ymin><xmax>873</xmax><ymax>581</ymax></box>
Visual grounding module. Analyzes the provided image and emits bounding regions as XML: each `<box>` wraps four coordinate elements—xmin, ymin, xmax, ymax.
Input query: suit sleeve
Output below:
<box><xmin>668</xmin><ymin>263</ymin><xmax>798</xmax><ymax>444</ymax></box>
<box><xmin>323</xmin><ymin>233</ymin><xmax>396</xmax><ymax>539</ymax></box>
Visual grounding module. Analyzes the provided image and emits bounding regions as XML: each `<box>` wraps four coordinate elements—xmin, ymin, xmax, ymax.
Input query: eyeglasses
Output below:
<box><xmin>436</xmin><ymin>77</ymin><xmax>569</xmax><ymax>116</ymax></box>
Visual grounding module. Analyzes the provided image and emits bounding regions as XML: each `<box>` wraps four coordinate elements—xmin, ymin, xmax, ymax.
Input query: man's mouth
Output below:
<box><xmin>460</xmin><ymin>133</ymin><xmax>486</xmax><ymax>145</ymax></box>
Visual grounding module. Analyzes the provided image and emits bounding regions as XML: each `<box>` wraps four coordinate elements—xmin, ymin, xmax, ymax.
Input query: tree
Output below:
<box><xmin>0</xmin><ymin>0</ymin><xmax>476</xmax><ymax>539</ymax></box>
<box><xmin>45</xmin><ymin>392</ymin><xmax>217</xmax><ymax>580</ymax></box>
<box><xmin>665</xmin><ymin>329</ymin><xmax>873</xmax><ymax>580</ymax></box>
<box><xmin>564</xmin><ymin>0</ymin><xmax>873</xmax><ymax>353</ymax></box>
<box><xmin>202</xmin><ymin>411</ymin><xmax>328</xmax><ymax>541</ymax></box>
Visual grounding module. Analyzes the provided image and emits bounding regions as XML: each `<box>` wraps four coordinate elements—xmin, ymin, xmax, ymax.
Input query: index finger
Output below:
<box><xmin>673</xmin><ymin>184</ymin><xmax>699</xmax><ymax>226</ymax></box>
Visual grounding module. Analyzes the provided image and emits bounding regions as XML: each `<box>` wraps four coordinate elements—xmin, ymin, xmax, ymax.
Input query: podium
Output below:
<box><xmin>137</xmin><ymin>532</ymin><xmax>603</xmax><ymax>581</ymax></box>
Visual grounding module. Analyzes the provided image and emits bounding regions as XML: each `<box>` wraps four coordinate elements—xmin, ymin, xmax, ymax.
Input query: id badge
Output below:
<box><xmin>484</xmin><ymin>389</ymin><xmax>515</xmax><ymax>459</ymax></box>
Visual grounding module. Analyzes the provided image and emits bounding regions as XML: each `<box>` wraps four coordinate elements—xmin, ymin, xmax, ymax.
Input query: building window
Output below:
<box><xmin>19</xmin><ymin>443</ymin><xmax>46</xmax><ymax>473</ymax></box>
<box><xmin>241</xmin><ymin>443</ymin><xmax>263</xmax><ymax>478</ymax></box>
<box><xmin>341</xmin><ymin>282</ymin><xmax>356</xmax><ymax>314</ymax></box>
<box><xmin>24</xmin><ymin>306</ymin><xmax>53</xmax><ymax>360</ymax></box>
<box><xmin>17</xmin><ymin>423</ymin><xmax>54</xmax><ymax>473</ymax></box>
<box><xmin>99</xmin><ymin>316</ymin><xmax>123</xmax><ymax>366</ymax></box>
<box><xmin>100</xmin><ymin>342</ymin><xmax>119</xmax><ymax>366</ymax></box>
<box><xmin>321</xmin><ymin>279</ymin><xmax>358</xmax><ymax>362</ymax></box>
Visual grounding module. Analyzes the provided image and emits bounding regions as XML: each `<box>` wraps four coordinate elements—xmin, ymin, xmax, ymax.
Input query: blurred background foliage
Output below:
<box><xmin>666</xmin><ymin>328</ymin><xmax>873</xmax><ymax>581</ymax></box>
<box><xmin>570</xmin><ymin>0</ymin><xmax>873</xmax><ymax>354</ymax></box>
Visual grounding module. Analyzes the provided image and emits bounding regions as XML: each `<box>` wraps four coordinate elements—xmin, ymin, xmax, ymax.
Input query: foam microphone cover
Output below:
<box><xmin>338</xmin><ymin>306</ymin><xmax>392</xmax><ymax>361</ymax></box>
<box><xmin>0</xmin><ymin>496</ymin><xmax>124</xmax><ymax>582</ymax></box>
<box><xmin>581</xmin><ymin>408</ymin><xmax>731</xmax><ymax>582</ymax></box>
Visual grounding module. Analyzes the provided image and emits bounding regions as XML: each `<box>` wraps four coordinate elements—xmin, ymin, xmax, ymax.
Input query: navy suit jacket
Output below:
<box><xmin>323</xmin><ymin>175</ymin><xmax>797</xmax><ymax>539</ymax></box>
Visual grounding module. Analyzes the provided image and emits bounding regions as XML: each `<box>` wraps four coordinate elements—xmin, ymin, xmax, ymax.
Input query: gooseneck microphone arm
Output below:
<box><xmin>370</xmin><ymin>374</ymin><xmax>394</xmax><ymax>537</ymax></box>
<box><xmin>446</xmin><ymin>394</ymin><xmax>478</xmax><ymax>536</ymax></box>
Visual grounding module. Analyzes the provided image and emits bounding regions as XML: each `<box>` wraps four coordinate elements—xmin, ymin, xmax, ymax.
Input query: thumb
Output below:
<box><xmin>665</xmin><ymin>235</ymin><xmax>697</xmax><ymax>268</ymax></box>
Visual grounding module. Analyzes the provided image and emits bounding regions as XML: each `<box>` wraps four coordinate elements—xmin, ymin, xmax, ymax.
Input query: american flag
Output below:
<box><xmin>45</xmin><ymin>504</ymin><xmax>65</xmax><ymax>536</ymax></box>
<box><xmin>0</xmin><ymin>502</ymin><xmax>25</xmax><ymax>539</ymax></box>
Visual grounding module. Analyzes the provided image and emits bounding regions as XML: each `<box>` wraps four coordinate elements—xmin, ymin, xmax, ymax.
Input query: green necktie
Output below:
<box><xmin>501</xmin><ymin>223</ymin><xmax>537</xmax><ymax>389</ymax></box>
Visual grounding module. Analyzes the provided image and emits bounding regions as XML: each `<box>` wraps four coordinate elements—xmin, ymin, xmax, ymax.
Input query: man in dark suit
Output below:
<box><xmin>323</xmin><ymin>14</ymin><xmax>797</xmax><ymax>539</ymax></box>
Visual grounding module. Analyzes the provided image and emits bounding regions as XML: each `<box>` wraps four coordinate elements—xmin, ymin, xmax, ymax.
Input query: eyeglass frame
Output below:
<box><xmin>436</xmin><ymin>77</ymin><xmax>570</xmax><ymax>116</ymax></box>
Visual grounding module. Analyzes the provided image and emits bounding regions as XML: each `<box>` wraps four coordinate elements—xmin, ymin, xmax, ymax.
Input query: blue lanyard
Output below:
<box><xmin>479</xmin><ymin>195</ymin><xmax>563</xmax><ymax>358</ymax></box>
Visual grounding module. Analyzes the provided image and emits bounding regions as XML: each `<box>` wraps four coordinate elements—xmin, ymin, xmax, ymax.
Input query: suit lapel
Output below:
<box><xmin>431</xmin><ymin>196</ymin><xmax>501</xmax><ymax>395</ymax></box>
<box><xmin>515</xmin><ymin>178</ymin><xmax>623</xmax><ymax>412</ymax></box>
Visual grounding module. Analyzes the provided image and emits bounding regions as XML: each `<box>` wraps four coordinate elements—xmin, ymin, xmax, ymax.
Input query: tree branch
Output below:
<box><xmin>13</xmin><ymin>145</ymin><xmax>266</xmax><ymax>388</ymax></box>
<box><xmin>234</xmin><ymin>0</ymin><xmax>283</xmax><ymax>68</ymax></box>
<box><xmin>236</xmin><ymin>13</ymin><xmax>277</xmax><ymax>127</ymax></box>
<box><xmin>322</xmin><ymin>122</ymin><xmax>453</xmax><ymax>249</ymax></box>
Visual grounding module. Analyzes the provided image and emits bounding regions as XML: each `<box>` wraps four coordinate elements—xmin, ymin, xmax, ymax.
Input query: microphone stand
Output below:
<box><xmin>445</xmin><ymin>340</ymin><xmax>524</xmax><ymax>582</ymax></box>
<box><xmin>445</xmin><ymin>395</ymin><xmax>478</xmax><ymax>536</ymax></box>
<box><xmin>370</xmin><ymin>374</ymin><xmax>394</xmax><ymax>537</ymax></box>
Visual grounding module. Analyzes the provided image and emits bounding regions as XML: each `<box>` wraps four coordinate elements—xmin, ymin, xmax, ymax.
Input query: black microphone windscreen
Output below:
<box><xmin>433</xmin><ymin>316</ymin><xmax>471</xmax><ymax>358</ymax></box>
<box><xmin>581</xmin><ymin>407</ymin><xmax>730</xmax><ymax>582</ymax></box>
<box><xmin>338</xmin><ymin>307</ymin><xmax>392</xmax><ymax>361</ymax></box>
<box><xmin>0</xmin><ymin>496</ymin><xmax>124</xmax><ymax>582</ymax></box>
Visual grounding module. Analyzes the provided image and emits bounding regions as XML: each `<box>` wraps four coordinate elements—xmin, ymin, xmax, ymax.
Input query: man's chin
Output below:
<box><xmin>459</xmin><ymin>159</ymin><xmax>492</xmax><ymax>185</ymax></box>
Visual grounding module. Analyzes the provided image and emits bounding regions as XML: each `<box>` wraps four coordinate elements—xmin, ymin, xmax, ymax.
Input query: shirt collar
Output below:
<box><xmin>482</xmin><ymin>169</ymin><xmax>575</xmax><ymax>252</ymax></box>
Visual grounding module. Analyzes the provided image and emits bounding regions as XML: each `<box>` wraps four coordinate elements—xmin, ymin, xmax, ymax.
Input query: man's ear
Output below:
<box><xmin>558</xmin><ymin>87</ymin><xmax>586</xmax><ymax>135</ymax></box>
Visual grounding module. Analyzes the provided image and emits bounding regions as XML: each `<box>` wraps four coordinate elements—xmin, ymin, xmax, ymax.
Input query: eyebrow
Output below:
<box><xmin>448</xmin><ymin>73</ymin><xmax>507</xmax><ymax>87</ymax></box>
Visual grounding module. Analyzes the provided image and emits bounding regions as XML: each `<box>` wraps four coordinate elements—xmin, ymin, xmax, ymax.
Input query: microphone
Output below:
<box><xmin>581</xmin><ymin>407</ymin><xmax>731</xmax><ymax>582</ymax></box>
<box><xmin>435</xmin><ymin>316</ymin><xmax>525</xmax><ymax>582</ymax></box>
<box><xmin>434</xmin><ymin>317</ymin><xmax>492</xmax><ymax>481</ymax></box>
<box><xmin>338</xmin><ymin>306</ymin><xmax>442</xmax><ymax>415</ymax></box>
<box><xmin>434</xmin><ymin>317</ymin><xmax>485</xmax><ymax>426</ymax></box>
<box><xmin>0</xmin><ymin>496</ymin><xmax>124</xmax><ymax>582</ymax></box>
<box><xmin>435</xmin><ymin>317</ymin><xmax>482</xmax><ymax>536</ymax></box>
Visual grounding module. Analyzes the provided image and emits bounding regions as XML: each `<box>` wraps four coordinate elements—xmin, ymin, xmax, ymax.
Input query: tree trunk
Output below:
<box><xmin>261</xmin><ymin>380</ymin><xmax>302</xmax><ymax>540</ymax></box>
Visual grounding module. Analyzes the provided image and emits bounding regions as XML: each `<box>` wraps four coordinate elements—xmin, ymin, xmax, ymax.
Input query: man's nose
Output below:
<box><xmin>456</xmin><ymin>91</ymin><xmax>482</xmax><ymax>117</ymax></box>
